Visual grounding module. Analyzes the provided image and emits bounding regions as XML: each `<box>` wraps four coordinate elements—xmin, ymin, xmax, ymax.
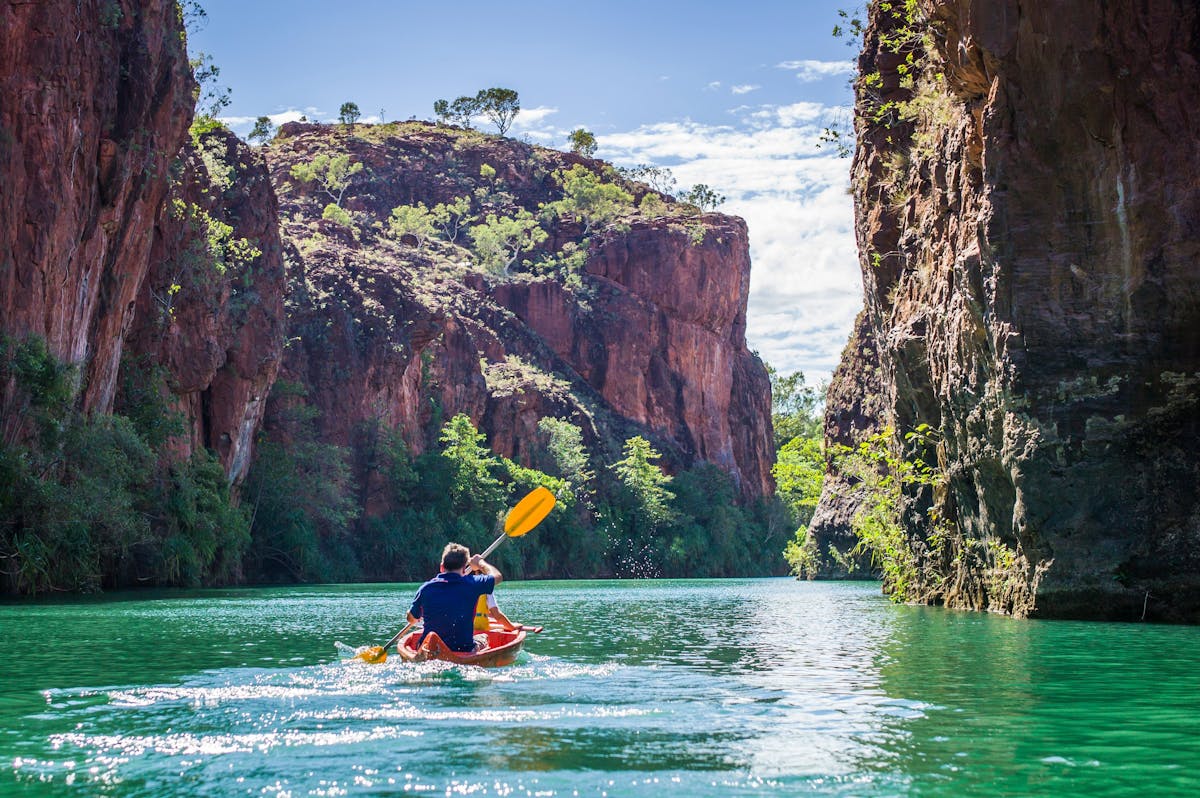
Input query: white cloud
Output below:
<box><xmin>511</xmin><ymin>105</ymin><xmax>559</xmax><ymax>127</ymax></box>
<box><xmin>705</xmin><ymin>81</ymin><xmax>723</xmax><ymax>91</ymax></box>
<box><xmin>219</xmin><ymin>108</ymin><xmax>325</xmax><ymax>138</ymax></box>
<box><xmin>599</xmin><ymin>101</ymin><xmax>861</xmax><ymax>382</ymax></box>
<box><xmin>776</xmin><ymin>59</ymin><xmax>855</xmax><ymax>83</ymax></box>
<box><xmin>731</xmin><ymin>84</ymin><xmax>761</xmax><ymax>95</ymax></box>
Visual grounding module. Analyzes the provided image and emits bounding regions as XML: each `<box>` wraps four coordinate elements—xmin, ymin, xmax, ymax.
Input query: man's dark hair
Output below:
<box><xmin>441</xmin><ymin>543</ymin><xmax>469</xmax><ymax>571</ymax></box>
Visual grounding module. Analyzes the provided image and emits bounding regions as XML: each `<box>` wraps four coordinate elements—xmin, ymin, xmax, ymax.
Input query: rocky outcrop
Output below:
<box><xmin>0</xmin><ymin>0</ymin><xmax>194</xmax><ymax>416</ymax></box>
<box><xmin>122</xmin><ymin>129</ymin><xmax>286</xmax><ymax>483</ymax></box>
<box><xmin>807</xmin><ymin>310</ymin><xmax>883</xmax><ymax>576</ymax></box>
<box><xmin>263</xmin><ymin>123</ymin><xmax>773</xmax><ymax>508</ymax></box>
<box><xmin>834</xmin><ymin>0</ymin><xmax>1200</xmax><ymax>620</ymax></box>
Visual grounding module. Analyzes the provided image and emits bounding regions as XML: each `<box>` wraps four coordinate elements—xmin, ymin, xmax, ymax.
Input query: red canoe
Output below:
<box><xmin>396</xmin><ymin>628</ymin><xmax>527</xmax><ymax>667</ymax></box>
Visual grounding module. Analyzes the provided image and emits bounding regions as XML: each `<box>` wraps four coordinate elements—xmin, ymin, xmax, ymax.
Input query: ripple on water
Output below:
<box><xmin>5</xmin><ymin>580</ymin><xmax>1200</xmax><ymax>797</ymax></box>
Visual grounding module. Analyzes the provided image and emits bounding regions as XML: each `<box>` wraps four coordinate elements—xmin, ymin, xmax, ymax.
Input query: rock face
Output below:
<box><xmin>264</xmin><ymin>123</ymin><xmax>773</xmax><ymax>508</ymax></box>
<box><xmin>807</xmin><ymin>310</ymin><xmax>883</xmax><ymax>576</ymax></box>
<box><xmin>831</xmin><ymin>0</ymin><xmax>1200</xmax><ymax>620</ymax></box>
<box><xmin>122</xmin><ymin>129</ymin><xmax>286</xmax><ymax>483</ymax></box>
<box><xmin>0</xmin><ymin>0</ymin><xmax>194</xmax><ymax>415</ymax></box>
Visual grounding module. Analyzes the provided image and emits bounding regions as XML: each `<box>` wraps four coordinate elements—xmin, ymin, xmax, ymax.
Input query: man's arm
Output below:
<box><xmin>488</xmin><ymin>605</ymin><xmax>517</xmax><ymax>631</ymax></box>
<box><xmin>468</xmin><ymin>554</ymin><xmax>502</xmax><ymax>585</ymax></box>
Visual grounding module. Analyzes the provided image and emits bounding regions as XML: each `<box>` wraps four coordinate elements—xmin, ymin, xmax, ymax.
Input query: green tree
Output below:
<box><xmin>289</xmin><ymin>153</ymin><xmax>364</xmax><ymax>207</ymax></box>
<box><xmin>681</xmin><ymin>183</ymin><xmax>726</xmax><ymax>212</ymax></box>
<box><xmin>439</xmin><ymin>413</ymin><xmax>507</xmax><ymax>537</ymax></box>
<box><xmin>767</xmin><ymin>365</ymin><xmax>822</xmax><ymax>447</ymax></box>
<box><xmin>611</xmin><ymin>436</ymin><xmax>675</xmax><ymax>531</ymax></box>
<box><xmin>535</xmin><ymin>417</ymin><xmax>594</xmax><ymax>488</ymax></box>
<box><xmin>244</xmin><ymin>388</ymin><xmax>359</xmax><ymax>583</ymax></box>
<box><xmin>773</xmin><ymin>435</ymin><xmax>825</xmax><ymax>528</ymax></box>
<box><xmin>468</xmin><ymin>210</ymin><xmax>548</xmax><ymax>274</ymax></box>
<box><xmin>433</xmin><ymin>95</ymin><xmax>479</xmax><ymax>128</ymax></box>
<box><xmin>544</xmin><ymin>165</ymin><xmax>633</xmax><ymax>235</ymax></box>
<box><xmin>189</xmin><ymin>52</ymin><xmax>231</xmax><ymax>123</ymax></box>
<box><xmin>339</xmin><ymin>101</ymin><xmax>361</xmax><ymax>127</ymax></box>
<box><xmin>616</xmin><ymin>164</ymin><xmax>677</xmax><ymax>196</ymax></box>
<box><xmin>388</xmin><ymin>202</ymin><xmax>435</xmax><ymax>245</ymax></box>
<box><xmin>430</xmin><ymin>196</ymin><xmax>472</xmax><ymax>243</ymax></box>
<box><xmin>475</xmin><ymin>87</ymin><xmax>520</xmax><ymax>135</ymax></box>
<box><xmin>568</xmin><ymin>128</ymin><xmax>597</xmax><ymax>157</ymax></box>
<box><xmin>321</xmin><ymin>203</ymin><xmax>354</xmax><ymax>227</ymax></box>
<box><xmin>248</xmin><ymin>115</ymin><xmax>275</xmax><ymax>144</ymax></box>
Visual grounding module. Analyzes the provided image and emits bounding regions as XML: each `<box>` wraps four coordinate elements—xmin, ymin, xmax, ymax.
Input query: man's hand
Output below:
<box><xmin>469</xmin><ymin>554</ymin><xmax>502</xmax><ymax>584</ymax></box>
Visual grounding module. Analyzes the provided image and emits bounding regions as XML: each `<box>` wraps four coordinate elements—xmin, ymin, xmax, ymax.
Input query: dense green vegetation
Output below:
<box><xmin>0</xmin><ymin>337</ymin><xmax>249</xmax><ymax>594</ymax></box>
<box><xmin>242</xmin><ymin>378</ymin><xmax>795</xmax><ymax>583</ymax></box>
<box><xmin>0</xmin><ymin>353</ymin><xmax>822</xmax><ymax>591</ymax></box>
<box><xmin>768</xmin><ymin>367</ymin><xmax>829</xmax><ymax>578</ymax></box>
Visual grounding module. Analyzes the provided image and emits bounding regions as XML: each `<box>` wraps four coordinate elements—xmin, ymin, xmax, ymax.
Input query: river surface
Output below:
<box><xmin>1</xmin><ymin>580</ymin><xmax>1197</xmax><ymax>796</ymax></box>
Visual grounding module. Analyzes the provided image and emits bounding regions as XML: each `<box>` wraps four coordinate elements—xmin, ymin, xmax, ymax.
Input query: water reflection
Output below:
<box><xmin>3</xmin><ymin>580</ymin><xmax>1200</xmax><ymax>797</ymax></box>
<box><xmin>873</xmin><ymin>606</ymin><xmax>1200</xmax><ymax>795</ymax></box>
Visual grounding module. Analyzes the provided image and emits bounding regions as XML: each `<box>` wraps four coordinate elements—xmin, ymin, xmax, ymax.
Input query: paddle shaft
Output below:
<box><xmin>480</xmin><ymin>532</ymin><xmax>507</xmax><ymax>559</ymax></box>
<box><xmin>381</xmin><ymin>621</ymin><xmax>415</xmax><ymax>652</ymax></box>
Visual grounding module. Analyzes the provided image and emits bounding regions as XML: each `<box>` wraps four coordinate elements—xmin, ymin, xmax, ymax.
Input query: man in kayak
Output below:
<box><xmin>407</xmin><ymin>543</ymin><xmax>502</xmax><ymax>653</ymax></box>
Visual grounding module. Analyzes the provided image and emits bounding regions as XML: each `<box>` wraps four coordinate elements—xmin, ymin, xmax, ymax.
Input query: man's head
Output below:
<box><xmin>441</xmin><ymin>542</ymin><xmax>470</xmax><ymax>573</ymax></box>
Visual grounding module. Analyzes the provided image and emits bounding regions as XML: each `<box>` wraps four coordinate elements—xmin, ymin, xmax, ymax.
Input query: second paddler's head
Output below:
<box><xmin>440</xmin><ymin>542</ymin><xmax>470</xmax><ymax>575</ymax></box>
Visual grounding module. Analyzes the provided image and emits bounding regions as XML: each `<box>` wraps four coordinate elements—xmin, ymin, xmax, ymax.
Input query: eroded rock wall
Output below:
<box><xmin>263</xmin><ymin>123</ymin><xmax>774</xmax><ymax>511</ymax></box>
<box><xmin>0</xmin><ymin>0</ymin><xmax>194</xmax><ymax>415</ymax></box>
<box><xmin>842</xmin><ymin>0</ymin><xmax>1200</xmax><ymax>620</ymax></box>
<box><xmin>123</xmin><ymin>130</ymin><xmax>286</xmax><ymax>483</ymax></box>
<box><xmin>807</xmin><ymin>310</ymin><xmax>883</xmax><ymax>576</ymax></box>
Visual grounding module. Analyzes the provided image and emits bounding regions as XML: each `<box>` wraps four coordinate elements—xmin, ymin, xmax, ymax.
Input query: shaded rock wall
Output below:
<box><xmin>841</xmin><ymin>0</ymin><xmax>1200</xmax><ymax>620</ymax></box>
<box><xmin>0</xmin><ymin>0</ymin><xmax>194</xmax><ymax>415</ymax></box>
<box><xmin>807</xmin><ymin>310</ymin><xmax>883</xmax><ymax>576</ymax></box>
<box><xmin>123</xmin><ymin>130</ymin><xmax>286</xmax><ymax>483</ymax></box>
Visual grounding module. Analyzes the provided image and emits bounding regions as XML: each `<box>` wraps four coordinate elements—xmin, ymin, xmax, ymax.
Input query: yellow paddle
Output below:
<box><xmin>354</xmin><ymin>621</ymin><xmax>415</xmax><ymax>664</ymax></box>
<box><xmin>481</xmin><ymin>486</ymin><xmax>557</xmax><ymax>558</ymax></box>
<box><xmin>355</xmin><ymin>487</ymin><xmax>557</xmax><ymax>664</ymax></box>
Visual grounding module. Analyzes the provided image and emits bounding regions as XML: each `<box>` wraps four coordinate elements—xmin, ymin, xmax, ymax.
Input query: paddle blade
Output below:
<box><xmin>504</xmin><ymin>487</ymin><xmax>556</xmax><ymax>537</ymax></box>
<box><xmin>356</xmin><ymin>645</ymin><xmax>387</xmax><ymax>664</ymax></box>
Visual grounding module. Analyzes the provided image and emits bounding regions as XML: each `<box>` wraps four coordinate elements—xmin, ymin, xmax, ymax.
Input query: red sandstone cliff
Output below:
<box><xmin>262</xmin><ymin>123</ymin><xmax>774</xmax><ymax>509</ymax></box>
<box><xmin>122</xmin><ymin>129</ymin><xmax>286</xmax><ymax>483</ymax></box>
<box><xmin>825</xmin><ymin>0</ymin><xmax>1200</xmax><ymax>620</ymax></box>
<box><xmin>0</xmin><ymin>0</ymin><xmax>194</xmax><ymax>415</ymax></box>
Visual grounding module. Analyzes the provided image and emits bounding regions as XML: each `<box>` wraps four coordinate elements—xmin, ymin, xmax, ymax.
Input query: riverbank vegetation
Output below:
<box><xmin>243</xmin><ymin>381</ymin><xmax>795</xmax><ymax>583</ymax></box>
<box><xmin>0</xmin><ymin>336</ymin><xmax>249</xmax><ymax>594</ymax></box>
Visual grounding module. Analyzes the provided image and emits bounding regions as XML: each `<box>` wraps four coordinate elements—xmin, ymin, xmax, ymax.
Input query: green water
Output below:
<box><xmin>0</xmin><ymin>580</ymin><xmax>1197</xmax><ymax>797</ymax></box>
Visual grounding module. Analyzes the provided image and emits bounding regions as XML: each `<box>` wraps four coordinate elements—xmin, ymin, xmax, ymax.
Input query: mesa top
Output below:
<box><xmin>409</xmin><ymin>572</ymin><xmax>495</xmax><ymax>652</ymax></box>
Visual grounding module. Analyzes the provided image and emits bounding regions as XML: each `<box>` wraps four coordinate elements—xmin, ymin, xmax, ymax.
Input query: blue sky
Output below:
<box><xmin>193</xmin><ymin>1</ymin><xmax>861</xmax><ymax>384</ymax></box>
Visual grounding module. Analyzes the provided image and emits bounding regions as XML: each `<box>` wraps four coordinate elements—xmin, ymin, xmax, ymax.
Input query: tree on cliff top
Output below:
<box><xmin>248</xmin><ymin>116</ymin><xmax>275</xmax><ymax>144</ymax></box>
<box><xmin>476</xmin><ymin>88</ymin><xmax>520</xmax><ymax>135</ymax></box>
<box><xmin>338</xmin><ymin>101</ymin><xmax>361</xmax><ymax>128</ymax></box>
<box><xmin>681</xmin><ymin>183</ymin><xmax>726</xmax><ymax>212</ymax></box>
<box><xmin>568</xmin><ymin>128</ymin><xmax>598</xmax><ymax>157</ymax></box>
<box><xmin>543</xmin><ymin>165</ymin><xmax>633</xmax><ymax>235</ymax></box>
<box><xmin>433</xmin><ymin>87</ymin><xmax>520</xmax><ymax>135</ymax></box>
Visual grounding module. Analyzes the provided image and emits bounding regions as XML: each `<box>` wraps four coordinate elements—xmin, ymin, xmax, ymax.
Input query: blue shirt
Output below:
<box><xmin>409</xmin><ymin>572</ymin><xmax>495</xmax><ymax>652</ymax></box>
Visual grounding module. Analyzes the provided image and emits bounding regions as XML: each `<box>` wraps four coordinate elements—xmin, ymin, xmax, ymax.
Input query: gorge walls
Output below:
<box><xmin>822</xmin><ymin>0</ymin><xmax>1200</xmax><ymax>620</ymax></box>
<box><xmin>0</xmin><ymin>0</ymin><xmax>194</xmax><ymax>415</ymax></box>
